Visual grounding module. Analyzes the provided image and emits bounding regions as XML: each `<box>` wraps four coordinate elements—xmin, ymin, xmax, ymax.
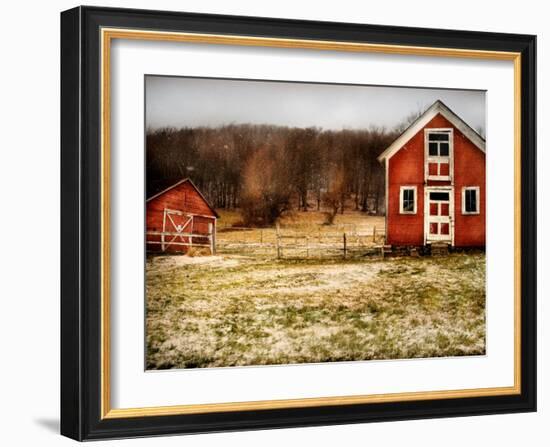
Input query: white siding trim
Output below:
<box><xmin>462</xmin><ymin>186</ymin><xmax>481</xmax><ymax>214</ymax></box>
<box><xmin>399</xmin><ymin>185</ymin><xmax>417</xmax><ymax>214</ymax></box>
<box><xmin>377</xmin><ymin>100</ymin><xmax>485</xmax><ymax>163</ymax></box>
<box><xmin>424</xmin><ymin>128</ymin><xmax>454</xmax><ymax>182</ymax></box>
<box><xmin>384</xmin><ymin>159</ymin><xmax>389</xmax><ymax>243</ymax></box>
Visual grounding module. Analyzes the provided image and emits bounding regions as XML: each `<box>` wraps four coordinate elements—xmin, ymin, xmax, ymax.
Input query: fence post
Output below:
<box><xmin>260</xmin><ymin>229</ymin><xmax>263</xmax><ymax>244</ymax></box>
<box><xmin>276</xmin><ymin>222</ymin><xmax>281</xmax><ymax>259</ymax></box>
<box><xmin>373</xmin><ymin>225</ymin><xmax>377</xmax><ymax>243</ymax></box>
<box><xmin>213</xmin><ymin>221</ymin><xmax>217</xmax><ymax>255</ymax></box>
<box><xmin>306</xmin><ymin>235</ymin><xmax>309</xmax><ymax>258</ymax></box>
<box><xmin>317</xmin><ymin>228</ymin><xmax>321</xmax><ymax>258</ymax></box>
<box><xmin>209</xmin><ymin>223</ymin><xmax>215</xmax><ymax>255</ymax></box>
<box><xmin>161</xmin><ymin>209</ymin><xmax>167</xmax><ymax>252</ymax></box>
<box><xmin>343</xmin><ymin>233</ymin><xmax>347</xmax><ymax>259</ymax></box>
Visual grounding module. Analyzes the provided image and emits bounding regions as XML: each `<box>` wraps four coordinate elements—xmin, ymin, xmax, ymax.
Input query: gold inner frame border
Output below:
<box><xmin>100</xmin><ymin>27</ymin><xmax>522</xmax><ymax>419</ymax></box>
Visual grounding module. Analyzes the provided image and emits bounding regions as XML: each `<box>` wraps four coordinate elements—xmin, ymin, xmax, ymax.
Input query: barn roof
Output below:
<box><xmin>377</xmin><ymin>100</ymin><xmax>486</xmax><ymax>163</ymax></box>
<box><xmin>146</xmin><ymin>178</ymin><xmax>219</xmax><ymax>218</ymax></box>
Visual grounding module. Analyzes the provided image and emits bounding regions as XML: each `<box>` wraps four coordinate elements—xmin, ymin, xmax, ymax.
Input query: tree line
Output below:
<box><xmin>146</xmin><ymin>123</ymin><xmax>399</xmax><ymax>226</ymax></box>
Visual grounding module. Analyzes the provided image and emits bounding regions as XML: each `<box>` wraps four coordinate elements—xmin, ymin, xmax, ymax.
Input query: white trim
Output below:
<box><xmin>384</xmin><ymin>158</ymin><xmax>389</xmax><ymax>243</ymax></box>
<box><xmin>377</xmin><ymin>100</ymin><xmax>485</xmax><ymax>162</ymax></box>
<box><xmin>146</xmin><ymin>177</ymin><xmax>219</xmax><ymax>218</ymax></box>
<box><xmin>148</xmin><ymin>208</ymin><xmax>217</xmax><ymax>252</ymax></box>
<box><xmin>424</xmin><ymin>186</ymin><xmax>454</xmax><ymax>246</ymax></box>
<box><xmin>462</xmin><ymin>186</ymin><xmax>481</xmax><ymax>215</ymax></box>
<box><xmin>399</xmin><ymin>185</ymin><xmax>417</xmax><ymax>214</ymax></box>
<box><xmin>424</xmin><ymin>128</ymin><xmax>454</xmax><ymax>182</ymax></box>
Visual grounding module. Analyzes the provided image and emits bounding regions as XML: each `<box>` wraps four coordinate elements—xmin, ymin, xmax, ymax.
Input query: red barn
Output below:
<box><xmin>146</xmin><ymin>178</ymin><xmax>218</xmax><ymax>253</ymax></box>
<box><xmin>377</xmin><ymin>100</ymin><xmax>485</xmax><ymax>248</ymax></box>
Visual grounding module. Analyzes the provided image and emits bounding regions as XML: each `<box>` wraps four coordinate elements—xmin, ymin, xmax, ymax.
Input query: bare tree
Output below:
<box><xmin>394</xmin><ymin>104</ymin><xmax>426</xmax><ymax>134</ymax></box>
<box><xmin>322</xmin><ymin>166</ymin><xmax>345</xmax><ymax>225</ymax></box>
<box><xmin>146</xmin><ymin>115</ymin><xmax>407</xmax><ymax>221</ymax></box>
<box><xmin>239</xmin><ymin>146</ymin><xmax>292</xmax><ymax>226</ymax></box>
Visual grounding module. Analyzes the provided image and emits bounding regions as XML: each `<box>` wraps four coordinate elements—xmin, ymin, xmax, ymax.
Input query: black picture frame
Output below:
<box><xmin>61</xmin><ymin>5</ymin><xmax>536</xmax><ymax>441</ymax></box>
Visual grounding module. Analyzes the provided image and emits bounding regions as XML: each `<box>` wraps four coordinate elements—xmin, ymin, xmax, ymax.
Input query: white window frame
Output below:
<box><xmin>424</xmin><ymin>128</ymin><xmax>453</xmax><ymax>181</ymax></box>
<box><xmin>399</xmin><ymin>185</ymin><xmax>417</xmax><ymax>214</ymax></box>
<box><xmin>462</xmin><ymin>186</ymin><xmax>480</xmax><ymax>215</ymax></box>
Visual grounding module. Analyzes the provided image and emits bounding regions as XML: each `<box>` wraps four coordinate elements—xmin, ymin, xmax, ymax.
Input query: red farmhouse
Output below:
<box><xmin>146</xmin><ymin>178</ymin><xmax>218</xmax><ymax>253</ymax></box>
<box><xmin>377</xmin><ymin>100</ymin><xmax>485</xmax><ymax>248</ymax></box>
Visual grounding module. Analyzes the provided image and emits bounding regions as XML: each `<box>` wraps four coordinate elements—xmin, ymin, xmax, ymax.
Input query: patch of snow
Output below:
<box><xmin>168</xmin><ymin>255</ymin><xmax>240</xmax><ymax>268</ymax></box>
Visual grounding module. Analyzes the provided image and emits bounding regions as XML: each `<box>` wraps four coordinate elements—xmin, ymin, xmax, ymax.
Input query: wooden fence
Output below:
<box><xmin>217</xmin><ymin>223</ymin><xmax>386</xmax><ymax>259</ymax></box>
<box><xmin>146</xmin><ymin>225</ymin><xmax>215</xmax><ymax>253</ymax></box>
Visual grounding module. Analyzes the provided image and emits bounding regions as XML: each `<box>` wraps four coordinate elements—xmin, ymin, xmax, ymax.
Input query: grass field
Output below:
<box><xmin>146</xmin><ymin>251</ymin><xmax>486</xmax><ymax>369</ymax></box>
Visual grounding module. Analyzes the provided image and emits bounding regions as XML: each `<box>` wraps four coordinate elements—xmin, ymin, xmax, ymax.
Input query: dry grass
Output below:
<box><xmin>146</xmin><ymin>252</ymin><xmax>486</xmax><ymax>369</ymax></box>
<box><xmin>216</xmin><ymin>210</ymin><xmax>386</xmax><ymax>255</ymax></box>
<box><xmin>218</xmin><ymin>208</ymin><xmax>385</xmax><ymax>230</ymax></box>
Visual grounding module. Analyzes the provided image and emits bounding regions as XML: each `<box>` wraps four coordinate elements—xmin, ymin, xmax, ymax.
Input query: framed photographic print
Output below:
<box><xmin>60</xmin><ymin>6</ymin><xmax>536</xmax><ymax>441</ymax></box>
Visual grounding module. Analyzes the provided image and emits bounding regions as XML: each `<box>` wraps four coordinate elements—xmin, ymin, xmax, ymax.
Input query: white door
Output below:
<box><xmin>425</xmin><ymin>188</ymin><xmax>453</xmax><ymax>244</ymax></box>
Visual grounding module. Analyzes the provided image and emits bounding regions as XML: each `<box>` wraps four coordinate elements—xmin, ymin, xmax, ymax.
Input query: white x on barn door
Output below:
<box><xmin>161</xmin><ymin>208</ymin><xmax>194</xmax><ymax>251</ymax></box>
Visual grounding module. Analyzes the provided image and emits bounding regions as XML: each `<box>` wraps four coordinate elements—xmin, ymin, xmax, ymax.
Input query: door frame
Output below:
<box><xmin>424</xmin><ymin>186</ymin><xmax>454</xmax><ymax>246</ymax></box>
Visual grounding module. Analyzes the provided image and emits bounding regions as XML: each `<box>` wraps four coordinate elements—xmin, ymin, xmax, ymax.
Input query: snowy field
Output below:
<box><xmin>146</xmin><ymin>252</ymin><xmax>486</xmax><ymax>369</ymax></box>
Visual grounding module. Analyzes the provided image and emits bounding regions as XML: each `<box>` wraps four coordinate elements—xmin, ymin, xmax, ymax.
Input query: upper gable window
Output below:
<box><xmin>425</xmin><ymin>129</ymin><xmax>453</xmax><ymax>181</ymax></box>
<box><xmin>428</xmin><ymin>132</ymin><xmax>450</xmax><ymax>156</ymax></box>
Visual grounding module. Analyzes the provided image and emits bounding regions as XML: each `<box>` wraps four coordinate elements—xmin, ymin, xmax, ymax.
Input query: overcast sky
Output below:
<box><xmin>146</xmin><ymin>76</ymin><xmax>486</xmax><ymax>133</ymax></box>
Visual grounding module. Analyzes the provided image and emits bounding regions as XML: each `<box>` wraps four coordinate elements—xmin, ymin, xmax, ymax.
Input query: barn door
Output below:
<box><xmin>424</xmin><ymin>188</ymin><xmax>453</xmax><ymax>245</ymax></box>
<box><xmin>161</xmin><ymin>208</ymin><xmax>194</xmax><ymax>251</ymax></box>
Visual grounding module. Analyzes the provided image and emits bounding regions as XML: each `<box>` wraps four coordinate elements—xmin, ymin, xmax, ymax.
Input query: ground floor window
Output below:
<box><xmin>400</xmin><ymin>186</ymin><xmax>417</xmax><ymax>214</ymax></box>
<box><xmin>462</xmin><ymin>186</ymin><xmax>480</xmax><ymax>214</ymax></box>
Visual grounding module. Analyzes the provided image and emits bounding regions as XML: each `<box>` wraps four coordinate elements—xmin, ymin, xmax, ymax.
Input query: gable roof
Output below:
<box><xmin>146</xmin><ymin>178</ymin><xmax>219</xmax><ymax>218</ymax></box>
<box><xmin>377</xmin><ymin>100</ymin><xmax>486</xmax><ymax>163</ymax></box>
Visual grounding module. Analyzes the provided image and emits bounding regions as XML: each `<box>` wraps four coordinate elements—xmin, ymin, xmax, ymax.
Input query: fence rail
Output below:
<box><xmin>216</xmin><ymin>223</ymin><xmax>386</xmax><ymax>259</ymax></box>
<box><xmin>146</xmin><ymin>229</ymin><xmax>215</xmax><ymax>253</ymax></box>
